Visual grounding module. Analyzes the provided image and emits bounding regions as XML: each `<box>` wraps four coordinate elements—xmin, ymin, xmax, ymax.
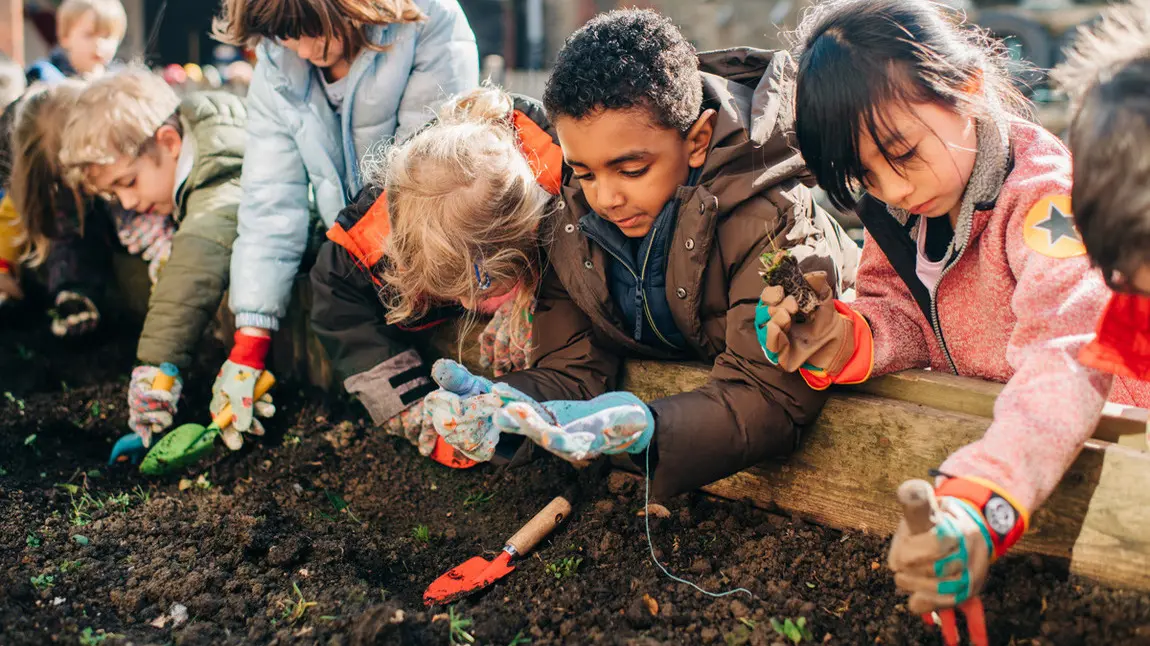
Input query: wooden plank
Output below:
<box><xmin>431</xmin><ymin>324</ymin><xmax>1150</xmax><ymax>588</ymax></box>
<box><xmin>0</xmin><ymin>0</ymin><xmax>23</xmax><ymax>66</ymax></box>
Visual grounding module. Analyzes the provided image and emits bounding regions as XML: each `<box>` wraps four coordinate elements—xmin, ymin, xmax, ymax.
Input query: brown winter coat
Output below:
<box><xmin>499</xmin><ymin>48</ymin><xmax>859</xmax><ymax>500</ymax></box>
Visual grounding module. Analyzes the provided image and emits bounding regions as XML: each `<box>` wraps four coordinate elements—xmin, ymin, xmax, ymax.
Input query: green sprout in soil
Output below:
<box><xmin>284</xmin><ymin>434</ymin><xmax>302</xmax><ymax>447</ymax></box>
<box><xmin>507</xmin><ymin>631</ymin><xmax>532</xmax><ymax>646</ymax></box>
<box><xmin>132</xmin><ymin>485</ymin><xmax>152</xmax><ymax>504</ymax></box>
<box><xmin>323</xmin><ymin>490</ymin><xmax>361</xmax><ymax>523</ymax></box>
<box><xmin>26</xmin><ymin>533</ymin><xmax>40</xmax><ymax>548</ymax></box>
<box><xmin>412</xmin><ymin>524</ymin><xmax>431</xmax><ymax>543</ymax></box>
<box><xmin>78</xmin><ymin>627</ymin><xmax>116</xmax><ymax>646</ymax></box>
<box><xmin>545</xmin><ymin>556</ymin><xmax>582</xmax><ymax>580</ymax></box>
<box><xmin>69</xmin><ymin>495</ymin><xmax>91</xmax><ymax>527</ymax></box>
<box><xmin>462</xmin><ymin>490</ymin><xmax>495</xmax><ymax>507</ymax></box>
<box><xmin>448</xmin><ymin>606</ymin><xmax>475</xmax><ymax>645</ymax></box>
<box><xmin>280</xmin><ymin>581</ymin><xmax>317</xmax><ymax>624</ymax></box>
<box><xmin>60</xmin><ymin>560</ymin><xmax>83</xmax><ymax>573</ymax></box>
<box><xmin>6</xmin><ymin>392</ymin><xmax>25</xmax><ymax>411</ymax></box>
<box><xmin>30</xmin><ymin>573</ymin><xmax>55</xmax><ymax>590</ymax></box>
<box><xmin>770</xmin><ymin>617</ymin><xmax>814</xmax><ymax>644</ymax></box>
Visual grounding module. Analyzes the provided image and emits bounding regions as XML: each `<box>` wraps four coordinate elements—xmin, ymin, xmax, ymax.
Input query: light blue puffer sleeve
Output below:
<box><xmin>394</xmin><ymin>0</ymin><xmax>479</xmax><ymax>143</ymax></box>
<box><xmin>228</xmin><ymin>51</ymin><xmax>311</xmax><ymax>331</ymax></box>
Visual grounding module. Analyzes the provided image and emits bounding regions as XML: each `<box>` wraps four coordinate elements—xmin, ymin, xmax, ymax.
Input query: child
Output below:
<box><xmin>310</xmin><ymin>84</ymin><xmax>558</xmax><ymax>467</ymax></box>
<box><xmin>766</xmin><ymin>0</ymin><xmax>1150</xmax><ymax>621</ymax></box>
<box><xmin>209</xmin><ymin>0</ymin><xmax>478</xmax><ymax>443</ymax></box>
<box><xmin>26</xmin><ymin>0</ymin><xmax>125</xmax><ymax>83</ymax></box>
<box><xmin>3</xmin><ymin>80</ymin><xmax>119</xmax><ymax>337</ymax></box>
<box><xmin>59</xmin><ymin>67</ymin><xmax>253</xmax><ymax>449</ymax></box>
<box><xmin>1052</xmin><ymin>0</ymin><xmax>1150</xmax><ymax>380</ymax></box>
<box><xmin>415</xmin><ymin>9</ymin><xmax>859</xmax><ymax>510</ymax></box>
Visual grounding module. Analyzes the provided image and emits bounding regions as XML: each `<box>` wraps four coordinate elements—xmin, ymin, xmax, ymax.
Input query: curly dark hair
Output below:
<box><xmin>542</xmin><ymin>9</ymin><xmax>702</xmax><ymax>134</ymax></box>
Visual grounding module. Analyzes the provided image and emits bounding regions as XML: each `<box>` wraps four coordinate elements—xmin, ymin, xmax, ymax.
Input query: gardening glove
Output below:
<box><xmin>113</xmin><ymin>210</ymin><xmax>174</xmax><ymax>284</ymax></box>
<box><xmin>0</xmin><ymin>260</ymin><xmax>22</xmax><ymax>305</ymax></box>
<box><xmin>479</xmin><ymin>297</ymin><xmax>534</xmax><ymax>376</ymax></box>
<box><xmin>424</xmin><ymin>359</ymin><xmax>548</xmax><ymax>462</ymax></box>
<box><xmin>210</xmin><ymin>330</ymin><xmax>275</xmax><ymax>450</ymax></box>
<box><xmin>381</xmin><ymin>399</ymin><xmax>440</xmax><ymax>457</ymax></box>
<box><xmin>127</xmin><ymin>363</ymin><xmax>183</xmax><ymax>447</ymax></box>
<box><xmin>756</xmin><ymin>271</ymin><xmax>872</xmax><ymax>390</ymax></box>
<box><xmin>494</xmin><ymin>391</ymin><xmax>655</xmax><ymax>462</ymax></box>
<box><xmin>50</xmin><ymin>290</ymin><xmax>100</xmax><ymax>337</ymax></box>
<box><xmin>888</xmin><ymin>476</ymin><xmax>1028</xmax><ymax>614</ymax></box>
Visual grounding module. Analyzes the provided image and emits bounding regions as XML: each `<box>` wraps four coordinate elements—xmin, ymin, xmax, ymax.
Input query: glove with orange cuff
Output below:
<box><xmin>755</xmin><ymin>271</ymin><xmax>873</xmax><ymax>390</ymax></box>
<box><xmin>888</xmin><ymin>475</ymin><xmax>1029</xmax><ymax>614</ymax></box>
<box><xmin>210</xmin><ymin>330</ymin><xmax>276</xmax><ymax>450</ymax></box>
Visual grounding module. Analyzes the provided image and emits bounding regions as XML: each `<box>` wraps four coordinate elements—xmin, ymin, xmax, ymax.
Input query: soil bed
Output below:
<box><xmin>2</xmin><ymin>319</ymin><xmax>1149</xmax><ymax>645</ymax></box>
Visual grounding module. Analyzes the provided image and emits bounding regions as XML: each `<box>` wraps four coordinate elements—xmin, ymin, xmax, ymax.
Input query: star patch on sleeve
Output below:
<box><xmin>1022</xmin><ymin>195</ymin><xmax>1086</xmax><ymax>258</ymax></box>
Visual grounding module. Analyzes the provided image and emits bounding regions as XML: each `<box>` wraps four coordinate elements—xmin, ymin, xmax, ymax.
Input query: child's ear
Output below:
<box><xmin>154</xmin><ymin>125</ymin><xmax>182</xmax><ymax>159</ymax></box>
<box><xmin>686</xmin><ymin>109</ymin><xmax>717</xmax><ymax>169</ymax></box>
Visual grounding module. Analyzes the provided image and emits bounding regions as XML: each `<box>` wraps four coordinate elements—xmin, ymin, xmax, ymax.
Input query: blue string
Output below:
<box><xmin>643</xmin><ymin>448</ymin><xmax>754</xmax><ymax>599</ymax></box>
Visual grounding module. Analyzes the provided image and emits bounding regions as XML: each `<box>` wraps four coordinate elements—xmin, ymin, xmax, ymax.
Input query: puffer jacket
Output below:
<box><xmin>229</xmin><ymin>0</ymin><xmax>478</xmax><ymax>331</ymax></box>
<box><xmin>136</xmin><ymin>92</ymin><xmax>247</xmax><ymax>369</ymax></box>
<box><xmin>849</xmin><ymin>118</ymin><xmax>1150</xmax><ymax>515</ymax></box>
<box><xmin>498</xmin><ymin>48</ymin><xmax>860</xmax><ymax>501</ymax></box>
<box><xmin>311</xmin><ymin>95</ymin><xmax>560</xmax><ymax>424</ymax></box>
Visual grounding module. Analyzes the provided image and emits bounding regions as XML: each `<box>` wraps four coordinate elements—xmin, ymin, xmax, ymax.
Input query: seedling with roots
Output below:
<box><xmin>280</xmin><ymin>582</ymin><xmax>317</xmax><ymax>624</ymax></box>
<box><xmin>760</xmin><ymin>248</ymin><xmax>820</xmax><ymax>323</ymax></box>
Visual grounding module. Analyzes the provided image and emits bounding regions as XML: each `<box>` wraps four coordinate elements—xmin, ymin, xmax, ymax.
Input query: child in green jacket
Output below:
<box><xmin>60</xmin><ymin>67</ymin><xmax>257</xmax><ymax>449</ymax></box>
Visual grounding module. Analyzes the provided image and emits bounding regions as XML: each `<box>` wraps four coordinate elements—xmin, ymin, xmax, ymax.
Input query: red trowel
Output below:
<box><xmin>424</xmin><ymin>494</ymin><xmax>573</xmax><ymax>605</ymax></box>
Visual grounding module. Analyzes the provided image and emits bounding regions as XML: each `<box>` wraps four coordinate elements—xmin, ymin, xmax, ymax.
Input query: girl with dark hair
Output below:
<box><xmin>756</xmin><ymin>0</ymin><xmax>1150</xmax><ymax>627</ymax></box>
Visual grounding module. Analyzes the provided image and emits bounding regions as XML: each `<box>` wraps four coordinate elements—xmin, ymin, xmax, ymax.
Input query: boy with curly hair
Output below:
<box><xmin>1053</xmin><ymin>0</ymin><xmax>1150</xmax><ymax>380</ymax></box>
<box><xmin>427</xmin><ymin>9</ymin><xmax>859</xmax><ymax>511</ymax></box>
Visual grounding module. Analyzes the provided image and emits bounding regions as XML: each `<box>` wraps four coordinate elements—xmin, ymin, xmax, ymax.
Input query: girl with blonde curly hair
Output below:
<box><xmin>310</xmin><ymin>84</ymin><xmax>564</xmax><ymax>467</ymax></box>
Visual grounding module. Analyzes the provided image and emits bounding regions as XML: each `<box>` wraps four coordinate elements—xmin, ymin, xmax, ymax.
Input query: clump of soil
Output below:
<box><xmin>761</xmin><ymin>250</ymin><xmax>820</xmax><ymax>321</ymax></box>
<box><xmin>2</xmin><ymin>323</ymin><xmax>1150</xmax><ymax>645</ymax></box>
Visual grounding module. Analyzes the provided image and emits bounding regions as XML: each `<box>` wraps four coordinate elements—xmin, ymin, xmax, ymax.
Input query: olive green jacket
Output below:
<box><xmin>136</xmin><ymin>92</ymin><xmax>247</xmax><ymax>368</ymax></box>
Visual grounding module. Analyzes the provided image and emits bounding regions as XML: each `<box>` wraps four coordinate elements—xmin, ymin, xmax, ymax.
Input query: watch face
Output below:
<box><xmin>984</xmin><ymin>496</ymin><xmax>1016</xmax><ymax>536</ymax></box>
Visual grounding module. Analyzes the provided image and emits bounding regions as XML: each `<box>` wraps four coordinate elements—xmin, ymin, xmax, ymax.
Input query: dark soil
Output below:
<box><xmin>3</xmin><ymin>319</ymin><xmax>1150</xmax><ymax>646</ymax></box>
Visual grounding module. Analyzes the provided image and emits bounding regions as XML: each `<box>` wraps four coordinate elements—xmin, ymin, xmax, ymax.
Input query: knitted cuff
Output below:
<box><xmin>229</xmin><ymin>330</ymin><xmax>272</xmax><ymax>369</ymax></box>
<box><xmin>235</xmin><ymin>312</ymin><xmax>281</xmax><ymax>332</ymax></box>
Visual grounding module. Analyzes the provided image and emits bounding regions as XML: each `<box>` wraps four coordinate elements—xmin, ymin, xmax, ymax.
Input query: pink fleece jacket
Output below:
<box><xmin>851</xmin><ymin>120</ymin><xmax>1150</xmax><ymax>515</ymax></box>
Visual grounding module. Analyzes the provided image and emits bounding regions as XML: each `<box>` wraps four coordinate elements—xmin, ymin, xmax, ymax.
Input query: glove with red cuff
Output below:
<box><xmin>888</xmin><ymin>475</ymin><xmax>1029</xmax><ymax>613</ymax></box>
<box><xmin>0</xmin><ymin>259</ymin><xmax>22</xmax><ymax>306</ymax></box>
<box><xmin>210</xmin><ymin>329</ymin><xmax>276</xmax><ymax>450</ymax></box>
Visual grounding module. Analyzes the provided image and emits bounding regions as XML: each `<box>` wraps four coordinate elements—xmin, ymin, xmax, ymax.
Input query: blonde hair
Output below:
<box><xmin>7</xmin><ymin>81</ymin><xmax>87</xmax><ymax>266</ymax></box>
<box><xmin>213</xmin><ymin>0</ymin><xmax>424</xmax><ymax>55</ymax></box>
<box><xmin>378</xmin><ymin>85</ymin><xmax>554</xmax><ymax>331</ymax></box>
<box><xmin>57</xmin><ymin>0</ymin><xmax>128</xmax><ymax>41</ymax></box>
<box><xmin>59</xmin><ymin>66</ymin><xmax>181</xmax><ymax>188</ymax></box>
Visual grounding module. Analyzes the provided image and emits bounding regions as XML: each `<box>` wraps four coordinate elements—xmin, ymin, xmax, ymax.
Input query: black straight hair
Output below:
<box><xmin>791</xmin><ymin>0</ymin><xmax>1029</xmax><ymax>212</ymax></box>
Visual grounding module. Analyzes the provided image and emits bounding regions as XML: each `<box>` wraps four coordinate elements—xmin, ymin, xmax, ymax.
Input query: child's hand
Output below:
<box><xmin>50</xmin><ymin>291</ymin><xmax>100</xmax><ymax>337</ymax></box>
<box><xmin>493</xmin><ymin>390</ymin><xmax>655</xmax><ymax>462</ymax></box>
<box><xmin>478</xmin><ymin>299</ymin><xmax>534</xmax><ymax>376</ymax></box>
<box><xmin>756</xmin><ymin>271</ymin><xmax>854</xmax><ymax>374</ymax></box>
<box><xmin>210</xmin><ymin>330</ymin><xmax>275</xmax><ymax>450</ymax></box>
<box><xmin>0</xmin><ymin>267</ymin><xmax>23</xmax><ymax>304</ymax></box>
<box><xmin>888</xmin><ymin>477</ymin><xmax>1026</xmax><ymax>614</ymax></box>
<box><xmin>127</xmin><ymin>365</ymin><xmax>183</xmax><ymax>447</ymax></box>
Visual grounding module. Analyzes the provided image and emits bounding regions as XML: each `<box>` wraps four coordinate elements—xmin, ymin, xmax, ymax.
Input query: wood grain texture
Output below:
<box><xmin>432</xmin><ymin>323</ymin><xmax>1150</xmax><ymax>588</ymax></box>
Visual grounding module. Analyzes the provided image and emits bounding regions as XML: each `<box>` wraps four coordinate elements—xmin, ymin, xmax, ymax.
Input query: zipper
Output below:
<box><xmin>925</xmin><ymin>215</ymin><xmax>974</xmax><ymax>376</ymax></box>
<box><xmin>579</xmin><ymin>224</ymin><xmax>678</xmax><ymax>349</ymax></box>
<box><xmin>636</xmin><ymin>225</ymin><xmax>677</xmax><ymax>348</ymax></box>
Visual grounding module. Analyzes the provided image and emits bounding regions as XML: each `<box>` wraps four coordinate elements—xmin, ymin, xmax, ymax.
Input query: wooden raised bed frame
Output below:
<box><xmin>434</xmin><ymin>329</ymin><xmax>1150</xmax><ymax>591</ymax></box>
